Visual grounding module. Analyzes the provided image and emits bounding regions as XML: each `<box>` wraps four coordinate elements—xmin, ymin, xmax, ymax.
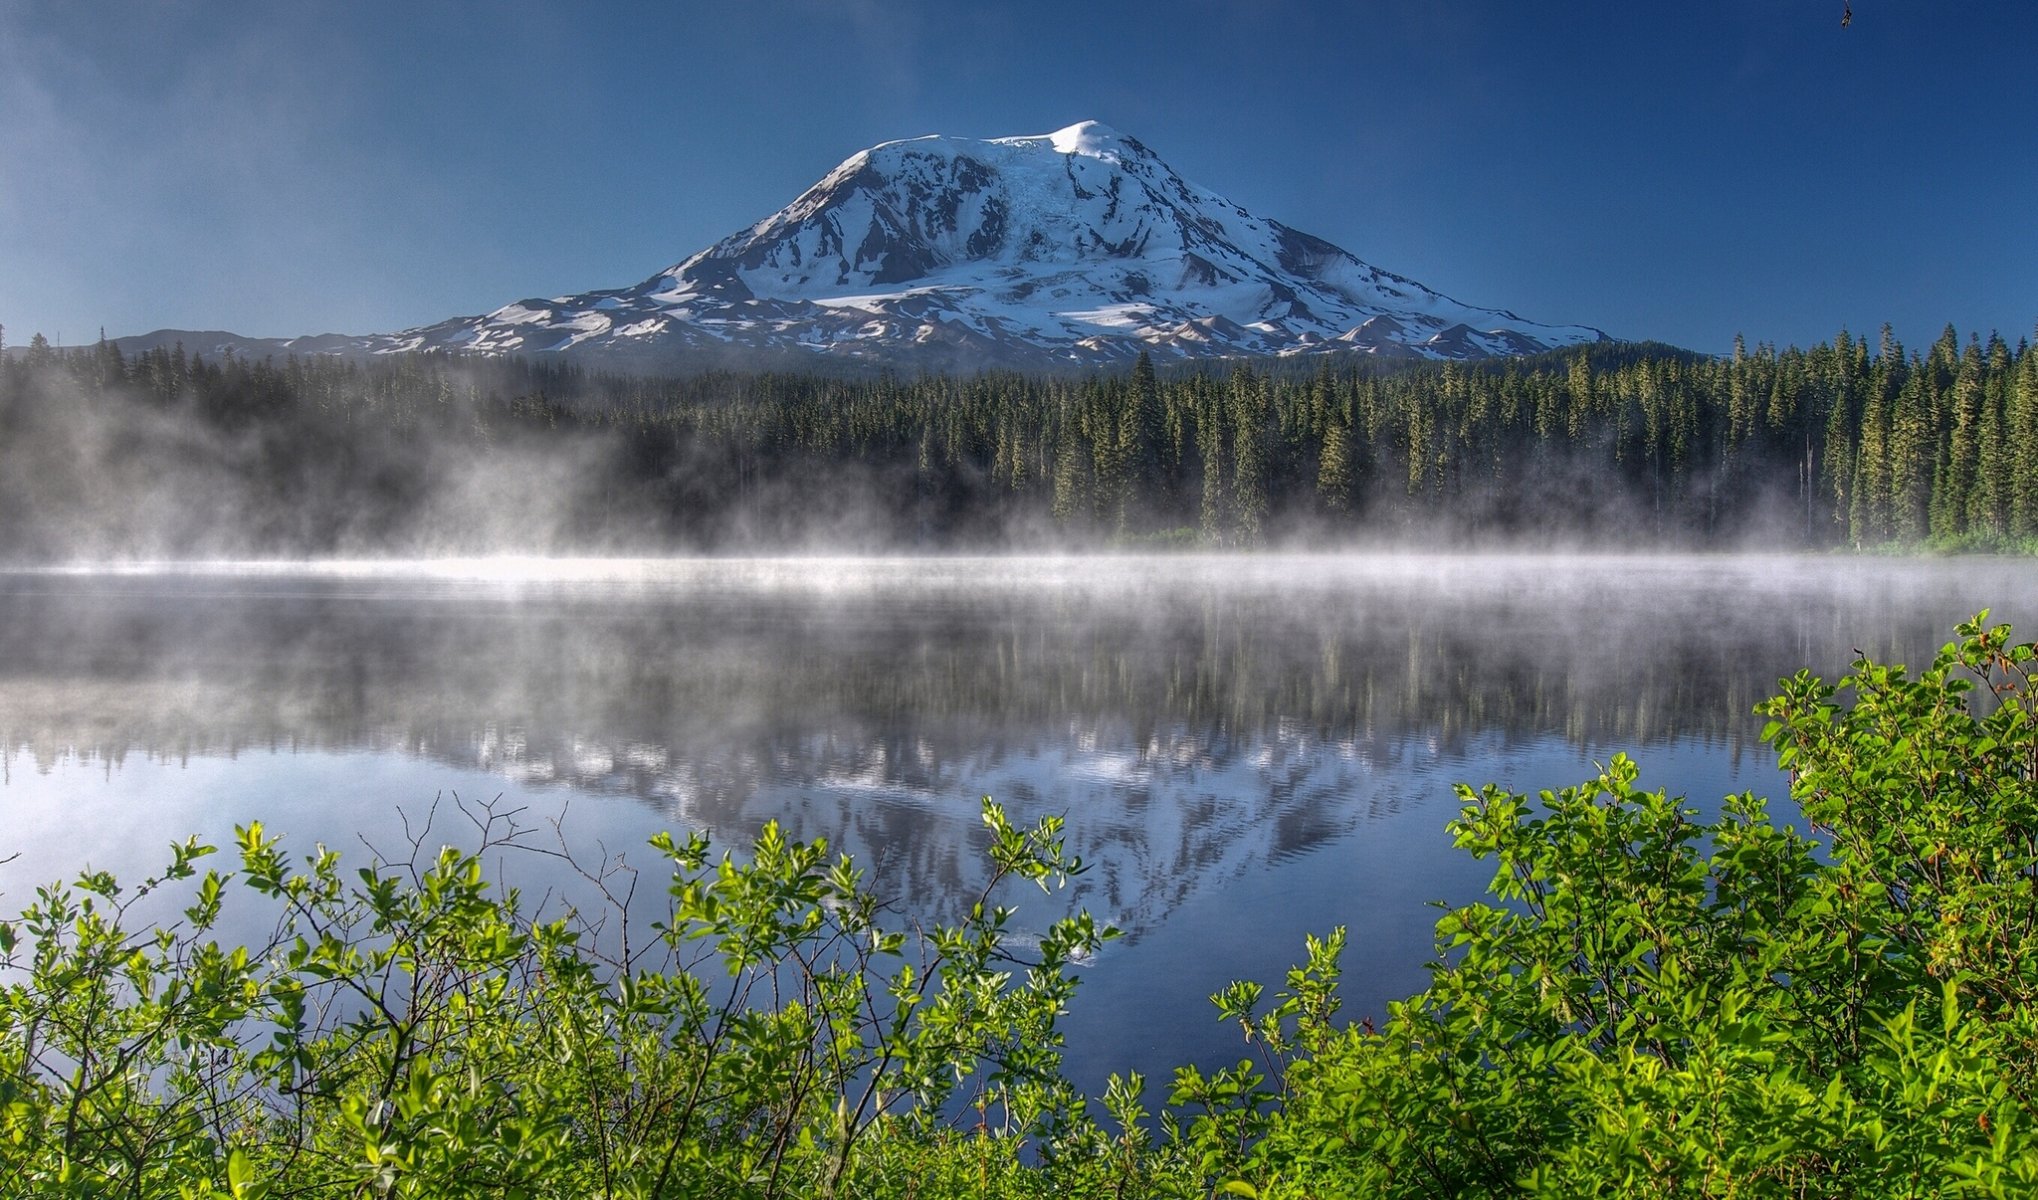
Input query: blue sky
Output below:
<box><xmin>2</xmin><ymin>0</ymin><xmax>2032</xmax><ymax>355</ymax></box>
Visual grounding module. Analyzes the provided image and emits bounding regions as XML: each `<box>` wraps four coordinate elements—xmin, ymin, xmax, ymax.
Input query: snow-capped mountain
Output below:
<box><xmin>123</xmin><ymin>123</ymin><xmax>1607</xmax><ymax>370</ymax></box>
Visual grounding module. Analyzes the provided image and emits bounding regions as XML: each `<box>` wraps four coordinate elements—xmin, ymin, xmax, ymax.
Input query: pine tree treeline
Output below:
<box><xmin>2</xmin><ymin>325</ymin><xmax>2035</xmax><ymax>555</ymax></box>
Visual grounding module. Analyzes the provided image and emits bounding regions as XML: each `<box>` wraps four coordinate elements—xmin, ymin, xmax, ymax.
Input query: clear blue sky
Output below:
<box><xmin>2</xmin><ymin>0</ymin><xmax>2032</xmax><ymax>355</ymax></box>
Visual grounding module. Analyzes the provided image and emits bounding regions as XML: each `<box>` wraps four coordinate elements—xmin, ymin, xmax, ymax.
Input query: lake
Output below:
<box><xmin>3</xmin><ymin>553</ymin><xmax>2033</xmax><ymax>1094</ymax></box>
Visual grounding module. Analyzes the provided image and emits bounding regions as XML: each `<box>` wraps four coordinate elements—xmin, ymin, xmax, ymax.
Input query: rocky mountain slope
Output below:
<box><xmin>117</xmin><ymin>122</ymin><xmax>1607</xmax><ymax>371</ymax></box>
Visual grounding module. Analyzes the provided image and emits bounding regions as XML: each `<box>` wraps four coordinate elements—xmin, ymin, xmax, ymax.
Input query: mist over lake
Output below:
<box><xmin>5</xmin><ymin>552</ymin><xmax>2031</xmax><ymax>1087</ymax></box>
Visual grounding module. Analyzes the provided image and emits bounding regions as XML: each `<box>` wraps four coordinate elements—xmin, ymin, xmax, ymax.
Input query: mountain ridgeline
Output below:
<box><xmin>103</xmin><ymin>122</ymin><xmax>1604</xmax><ymax>372</ymax></box>
<box><xmin>2</xmin><ymin>324</ymin><xmax>2034</xmax><ymax>558</ymax></box>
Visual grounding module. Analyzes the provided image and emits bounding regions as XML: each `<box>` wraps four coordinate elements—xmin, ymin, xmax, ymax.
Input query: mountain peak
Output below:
<box><xmin>375</xmin><ymin>124</ymin><xmax>1607</xmax><ymax>369</ymax></box>
<box><xmin>1028</xmin><ymin>120</ymin><xmax>1141</xmax><ymax>160</ymax></box>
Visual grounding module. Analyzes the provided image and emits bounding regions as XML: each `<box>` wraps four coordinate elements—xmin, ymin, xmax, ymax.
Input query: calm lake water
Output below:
<box><xmin>3</xmin><ymin>554</ymin><xmax>2034</xmax><ymax>1092</ymax></box>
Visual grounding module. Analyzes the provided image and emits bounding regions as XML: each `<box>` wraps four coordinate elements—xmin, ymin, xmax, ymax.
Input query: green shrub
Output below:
<box><xmin>0</xmin><ymin>800</ymin><xmax>1122</xmax><ymax>1198</ymax></box>
<box><xmin>1186</xmin><ymin>613</ymin><xmax>2038</xmax><ymax>1197</ymax></box>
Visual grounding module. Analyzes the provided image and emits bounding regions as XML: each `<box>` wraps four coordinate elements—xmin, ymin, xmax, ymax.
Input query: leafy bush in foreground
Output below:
<box><xmin>0</xmin><ymin>802</ymin><xmax>1128</xmax><ymax>1198</ymax></box>
<box><xmin>5</xmin><ymin>615</ymin><xmax>2038</xmax><ymax>1197</ymax></box>
<box><xmin>1186</xmin><ymin>613</ymin><xmax>2038</xmax><ymax>1197</ymax></box>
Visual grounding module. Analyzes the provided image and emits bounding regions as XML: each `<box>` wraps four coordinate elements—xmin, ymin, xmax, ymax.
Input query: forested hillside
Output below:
<box><xmin>2</xmin><ymin>324</ymin><xmax>2033</xmax><ymax>557</ymax></box>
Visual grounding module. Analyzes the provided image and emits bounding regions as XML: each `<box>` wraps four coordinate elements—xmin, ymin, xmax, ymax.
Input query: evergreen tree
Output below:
<box><xmin>2012</xmin><ymin>341</ymin><xmax>2038</xmax><ymax>537</ymax></box>
<box><xmin>1197</xmin><ymin>384</ymin><xmax>1228</xmax><ymax>543</ymax></box>
<box><xmin>1850</xmin><ymin>361</ymin><xmax>1894</xmax><ymax>546</ymax></box>
<box><xmin>1933</xmin><ymin>337</ymin><xmax>1985</xmax><ymax>539</ymax></box>
<box><xmin>1228</xmin><ymin>367</ymin><xmax>1269</xmax><ymax>544</ymax></box>
<box><xmin>1971</xmin><ymin>336</ymin><xmax>2013</xmax><ymax>537</ymax></box>
<box><xmin>1888</xmin><ymin>369</ymin><xmax>1933</xmax><ymax>542</ymax></box>
<box><xmin>1316</xmin><ymin>397</ymin><xmax>1353</xmax><ymax>513</ymax></box>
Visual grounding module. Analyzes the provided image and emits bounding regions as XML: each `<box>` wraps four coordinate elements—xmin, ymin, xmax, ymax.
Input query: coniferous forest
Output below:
<box><xmin>2</xmin><ymin>324</ymin><xmax>2036</xmax><ymax>558</ymax></box>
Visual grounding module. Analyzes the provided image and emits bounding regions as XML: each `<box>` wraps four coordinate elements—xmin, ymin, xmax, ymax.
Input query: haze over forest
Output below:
<box><xmin>2</xmin><ymin>322</ymin><xmax>2034</xmax><ymax>559</ymax></box>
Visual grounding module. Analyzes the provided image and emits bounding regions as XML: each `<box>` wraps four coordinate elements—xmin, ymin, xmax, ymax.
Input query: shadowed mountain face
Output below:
<box><xmin>112</xmin><ymin>123</ymin><xmax>1606</xmax><ymax>371</ymax></box>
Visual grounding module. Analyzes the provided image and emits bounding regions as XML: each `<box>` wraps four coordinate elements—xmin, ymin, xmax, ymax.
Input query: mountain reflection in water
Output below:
<box><xmin>3</xmin><ymin>555</ymin><xmax>2034</xmax><ymax>1081</ymax></box>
